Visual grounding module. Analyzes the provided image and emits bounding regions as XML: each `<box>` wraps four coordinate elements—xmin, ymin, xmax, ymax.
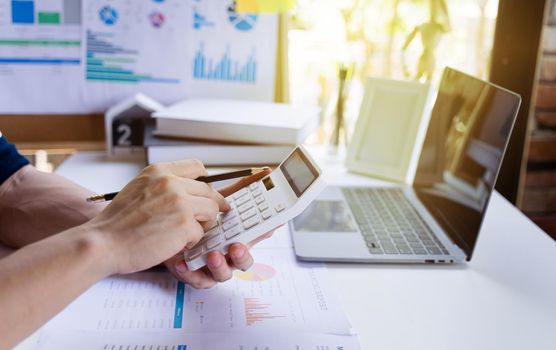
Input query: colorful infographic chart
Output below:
<box><xmin>41</xmin><ymin>248</ymin><xmax>361</xmax><ymax>349</ymax></box>
<box><xmin>186</xmin><ymin>0</ymin><xmax>277</xmax><ymax>101</ymax></box>
<box><xmin>0</xmin><ymin>0</ymin><xmax>278</xmax><ymax>113</ymax></box>
<box><xmin>81</xmin><ymin>0</ymin><xmax>189</xmax><ymax>110</ymax></box>
<box><xmin>234</xmin><ymin>263</ymin><xmax>277</xmax><ymax>281</ymax></box>
<box><xmin>0</xmin><ymin>0</ymin><xmax>83</xmax><ymax>113</ymax></box>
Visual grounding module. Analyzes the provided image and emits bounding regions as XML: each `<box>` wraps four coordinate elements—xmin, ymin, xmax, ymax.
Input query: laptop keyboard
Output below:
<box><xmin>342</xmin><ymin>188</ymin><xmax>449</xmax><ymax>256</ymax></box>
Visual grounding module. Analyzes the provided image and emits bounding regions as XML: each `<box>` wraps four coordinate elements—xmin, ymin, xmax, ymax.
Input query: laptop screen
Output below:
<box><xmin>413</xmin><ymin>68</ymin><xmax>520</xmax><ymax>260</ymax></box>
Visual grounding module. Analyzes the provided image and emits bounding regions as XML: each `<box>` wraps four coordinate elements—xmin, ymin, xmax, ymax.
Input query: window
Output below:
<box><xmin>288</xmin><ymin>0</ymin><xmax>499</xmax><ymax>144</ymax></box>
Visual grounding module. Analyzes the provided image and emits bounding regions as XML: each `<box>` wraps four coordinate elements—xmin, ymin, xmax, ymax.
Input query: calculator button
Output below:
<box><xmin>223</xmin><ymin>219</ymin><xmax>239</xmax><ymax>231</ymax></box>
<box><xmin>186</xmin><ymin>245</ymin><xmax>203</xmax><ymax>260</ymax></box>
<box><xmin>221</xmin><ymin>210</ymin><xmax>237</xmax><ymax>223</ymax></box>
<box><xmin>204</xmin><ymin>224</ymin><xmax>219</xmax><ymax>235</ymax></box>
<box><xmin>206</xmin><ymin>234</ymin><xmax>224</xmax><ymax>249</ymax></box>
<box><xmin>261</xmin><ymin>210</ymin><xmax>272</xmax><ymax>220</ymax></box>
<box><xmin>251</xmin><ymin>189</ymin><xmax>262</xmax><ymax>197</ymax></box>
<box><xmin>258</xmin><ymin>202</ymin><xmax>269</xmax><ymax>212</ymax></box>
<box><xmin>249</xmin><ymin>182</ymin><xmax>259</xmax><ymax>191</ymax></box>
<box><xmin>203</xmin><ymin>226</ymin><xmax>220</xmax><ymax>239</ymax></box>
<box><xmin>274</xmin><ymin>203</ymin><xmax>286</xmax><ymax>212</ymax></box>
<box><xmin>224</xmin><ymin>225</ymin><xmax>242</xmax><ymax>239</ymax></box>
<box><xmin>235</xmin><ymin>195</ymin><xmax>250</xmax><ymax>206</ymax></box>
<box><xmin>243</xmin><ymin>216</ymin><xmax>259</xmax><ymax>230</ymax></box>
<box><xmin>240</xmin><ymin>208</ymin><xmax>257</xmax><ymax>221</ymax></box>
<box><xmin>255</xmin><ymin>196</ymin><xmax>265</xmax><ymax>204</ymax></box>
<box><xmin>233</xmin><ymin>188</ymin><xmax>248</xmax><ymax>199</ymax></box>
<box><xmin>237</xmin><ymin>202</ymin><xmax>254</xmax><ymax>214</ymax></box>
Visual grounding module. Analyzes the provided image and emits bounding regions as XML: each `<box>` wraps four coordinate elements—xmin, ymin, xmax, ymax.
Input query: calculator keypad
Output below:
<box><xmin>185</xmin><ymin>181</ymin><xmax>284</xmax><ymax>262</ymax></box>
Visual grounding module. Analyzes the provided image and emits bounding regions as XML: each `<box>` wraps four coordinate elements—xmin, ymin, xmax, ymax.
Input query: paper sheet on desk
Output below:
<box><xmin>38</xmin><ymin>330</ymin><xmax>361</xmax><ymax>350</ymax></box>
<box><xmin>43</xmin><ymin>247</ymin><xmax>357</xmax><ymax>339</ymax></box>
<box><xmin>40</xmin><ymin>226</ymin><xmax>361</xmax><ymax>348</ymax></box>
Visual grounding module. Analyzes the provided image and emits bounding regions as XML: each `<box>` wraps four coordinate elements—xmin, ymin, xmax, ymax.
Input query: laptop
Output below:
<box><xmin>291</xmin><ymin>68</ymin><xmax>521</xmax><ymax>263</ymax></box>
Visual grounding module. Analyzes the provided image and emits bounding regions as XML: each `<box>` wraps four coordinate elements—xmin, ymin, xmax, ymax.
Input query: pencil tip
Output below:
<box><xmin>86</xmin><ymin>194</ymin><xmax>103</xmax><ymax>203</ymax></box>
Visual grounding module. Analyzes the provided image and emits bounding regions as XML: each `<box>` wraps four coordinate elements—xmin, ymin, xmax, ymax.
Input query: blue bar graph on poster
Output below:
<box><xmin>86</xmin><ymin>30</ymin><xmax>179</xmax><ymax>84</ymax></box>
<box><xmin>173</xmin><ymin>282</ymin><xmax>185</xmax><ymax>329</ymax></box>
<box><xmin>193</xmin><ymin>43</ymin><xmax>256</xmax><ymax>83</ymax></box>
<box><xmin>12</xmin><ymin>0</ymin><xmax>35</xmax><ymax>24</ymax></box>
<box><xmin>0</xmin><ymin>58</ymin><xmax>79</xmax><ymax>64</ymax></box>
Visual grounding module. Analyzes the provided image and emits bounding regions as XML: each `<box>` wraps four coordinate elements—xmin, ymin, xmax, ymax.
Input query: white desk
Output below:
<box><xmin>19</xmin><ymin>148</ymin><xmax>556</xmax><ymax>350</ymax></box>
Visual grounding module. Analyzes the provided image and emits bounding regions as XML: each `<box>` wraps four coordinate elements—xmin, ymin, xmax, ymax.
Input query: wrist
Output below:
<box><xmin>65</xmin><ymin>223</ymin><xmax>117</xmax><ymax>279</ymax></box>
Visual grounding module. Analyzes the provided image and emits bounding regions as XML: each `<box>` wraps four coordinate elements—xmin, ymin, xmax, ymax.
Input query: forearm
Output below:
<box><xmin>0</xmin><ymin>224</ymin><xmax>112</xmax><ymax>349</ymax></box>
<box><xmin>0</xmin><ymin>165</ymin><xmax>106</xmax><ymax>248</ymax></box>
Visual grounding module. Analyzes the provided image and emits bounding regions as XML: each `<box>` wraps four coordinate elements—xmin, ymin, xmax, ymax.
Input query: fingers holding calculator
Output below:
<box><xmin>184</xmin><ymin>146</ymin><xmax>326</xmax><ymax>271</ymax></box>
<box><xmin>165</xmin><ymin>168</ymin><xmax>272</xmax><ymax>288</ymax></box>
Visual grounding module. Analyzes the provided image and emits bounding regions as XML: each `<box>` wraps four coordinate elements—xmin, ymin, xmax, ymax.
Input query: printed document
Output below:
<box><xmin>44</xmin><ymin>249</ymin><xmax>353</xmax><ymax>335</ymax></box>
<box><xmin>39</xmin><ymin>232</ymin><xmax>360</xmax><ymax>349</ymax></box>
<box><xmin>0</xmin><ymin>0</ymin><xmax>278</xmax><ymax>113</ymax></box>
<box><xmin>185</xmin><ymin>0</ymin><xmax>278</xmax><ymax>101</ymax></box>
<box><xmin>38</xmin><ymin>330</ymin><xmax>361</xmax><ymax>350</ymax></box>
<box><xmin>80</xmin><ymin>0</ymin><xmax>189</xmax><ymax>111</ymax></box>
<box><xmin>0</xmin><ymin>0</ymin><xmax>84</xmax><ymax>113</ymax></box>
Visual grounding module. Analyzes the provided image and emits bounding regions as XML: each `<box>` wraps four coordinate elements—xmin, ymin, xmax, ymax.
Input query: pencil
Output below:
<box><xmin>86</xmin><ymin>167</ymin><xmax>270</xmax><ymax>203</ymax></box>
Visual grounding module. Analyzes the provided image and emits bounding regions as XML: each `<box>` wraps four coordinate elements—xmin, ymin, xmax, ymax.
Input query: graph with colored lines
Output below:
<box><xmin>234</xmin><ymin>263</ymin><xmax>277</xmax><ymax>281</ymax></box>
<box><xmin>244</xmin><ymin>298</ymin><xmax>286</xmax><ymax>326</ymax></box>
<box><xmin>193</xmin><ymin>44</ymin><xmax>257</xmax><ymax>83</ymax></box>
<box><xmin>81</xmin><ymin>0</ymin><xmax>189</xmax><ymax>110</ymax></box>
<box><xmin>41</xmin><ymin>249</ymin><xmax>356</xmax><ymax>348</ymax></box>
<box><xmin>10</xmin><ymin>0</ymin><xmax>80</xmax><ymax>25</ymax></box>
<box><xmin>0</xmin><ymin>0</ymin><xmax>84</xmax><ymax>113</ymax></box>
<box><xmin>185</xmin><ymin>0</ymin><xmax>277</xmax><ymax>101</ymax></box>
<box><xmin>86</xmin><ymin>31</ymin><xmax>179</xmax><ymax>84</ymax></box>
<box><xmin>0</xmin><ymin>0</ymin><xmax>81</xmax><ymax>65</ymax></box>
<box><xmin>179</xmin><ymin>249</ymin><xmax>354</xmax><ymax>335</ymax></box>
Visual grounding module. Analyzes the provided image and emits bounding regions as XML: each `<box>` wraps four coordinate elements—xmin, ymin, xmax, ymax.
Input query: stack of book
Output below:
<box><xmin>147</xmin><ymin>99</ymin><xmax>320</xmax><ymax>166</ymax></box>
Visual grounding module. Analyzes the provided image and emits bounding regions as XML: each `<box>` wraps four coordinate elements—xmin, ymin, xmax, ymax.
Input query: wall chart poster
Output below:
<box><xmin>0</xmin><ymin>0</ymin><xmax>278</xmax><ymax>114</ymax></box>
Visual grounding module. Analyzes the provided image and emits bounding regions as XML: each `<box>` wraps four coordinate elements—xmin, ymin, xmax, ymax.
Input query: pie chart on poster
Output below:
<box><xmin>234</xmin><ymin>263</ymin><xmax>276</xmax><ymax>281</ymax></box>
<box><xmin>99</xmin><ymin>5</ymin><xmax>118</xmax><ymax>25</ymax></box>
<box><xmin>227</xmin><ymin>2</ymin><xmax>257</xmax><ymax>31</ymax></box>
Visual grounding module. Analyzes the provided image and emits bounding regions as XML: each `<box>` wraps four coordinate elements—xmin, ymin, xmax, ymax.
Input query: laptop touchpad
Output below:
<box><xmin>293</xmin><ymin>201</ymin><xmax>358</xmax><ymax>232</ymax></box>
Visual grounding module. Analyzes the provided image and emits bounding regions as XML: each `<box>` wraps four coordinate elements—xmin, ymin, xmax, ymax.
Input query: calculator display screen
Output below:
<box><xmin>280</xmin><ymin>149</ymin><xmax>319</xmax><ymax>197</ymax></box>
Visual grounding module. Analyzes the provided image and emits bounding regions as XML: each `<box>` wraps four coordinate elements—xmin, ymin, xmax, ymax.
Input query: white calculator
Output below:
<box><xmin>184</xmin><ymin>146</ymin><xmax>326</xmax><ymax>271</ymax></box>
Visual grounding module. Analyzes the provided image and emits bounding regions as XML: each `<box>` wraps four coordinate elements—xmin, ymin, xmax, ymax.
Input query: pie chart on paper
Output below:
<box><xmin>227</xmin><ymin>3</ymin><xmax>257</xmax><ymax>31</ymax></box>
<box><xmin>234</xmin><ymin>263</ymin><xmax>276</xmax><ymax>281</ymax></box>
<box><xmin>99</xmin><ymin>6</ymin><xmax>118</xmax><ymax>25</ymax></box>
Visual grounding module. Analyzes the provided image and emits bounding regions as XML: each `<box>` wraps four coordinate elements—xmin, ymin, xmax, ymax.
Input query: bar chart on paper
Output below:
<box><xmin>0</xmin><ymin>0</ymin><xmax>80</xmax><ymax>65</ymax></box>
<box><xmin>81</xmin><ymin>0</ymin><xmax>189</xmax><ymax>110</ymax></box>
<box><xmin>86</xmin><ymin>31</ymin><xmax>180</xmax><ymax>84</ymax></box>
<box><xmin>193</xmin><ymin>43</ymin><xmax>257</xmax><ymax>83</ymax></box>
<box><xmin>83</xmin><ymin>0</ymin><xmax>186</xmax><ymax>85</ymax></box>
<box><xmin>10</xmin><ymin>0</ymin><xmax>80</xmax><ymax>25</ymax></box>
<box><xmin>182</xmin><ymin>249</ymin><xmax>354</xmax><ymax>334</ymax></box>
<box><xmin>244</xmin><ymin>297</ymin><xmax>286</xmax><ymax>326</ymax></box>
<box><xmin>0</xmin><ymin>0</ymin><xmax>84</xmax><ymax>112</ymax></box>
<box><xmin>186</xmin><ymin>0</ymin><xmax>277</xmax><ymax>100</ymax></box>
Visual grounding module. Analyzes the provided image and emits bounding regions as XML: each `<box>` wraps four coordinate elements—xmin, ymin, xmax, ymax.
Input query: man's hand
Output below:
<box><xmin>87</xmin><ymin>159</ymin><xmax>229</xmax><ymax>275</ymax></box>
<box><xmin>164</xmin><ymin>168</ymin><xmax>276</xmax><ymax>289</ymax></box>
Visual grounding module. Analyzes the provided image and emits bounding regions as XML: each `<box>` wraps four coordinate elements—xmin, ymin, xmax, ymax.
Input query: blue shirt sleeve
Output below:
<box><xmin>0</xmin><ymin>133</ymin><xmax>29</xmax><ymax>185</ymax></box>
